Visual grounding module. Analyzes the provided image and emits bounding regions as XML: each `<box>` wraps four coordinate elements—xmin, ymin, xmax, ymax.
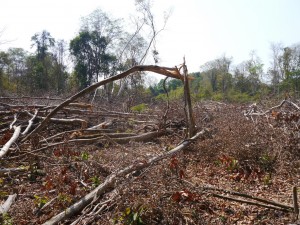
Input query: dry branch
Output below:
<box><xmin>0</xmin><ymin>194</ymin><xmax>17</xmax><ymax>214</ymax></box>
<box><xmin>42</xmin><ymin>129</ymin><xmax>209</xmax><ymax>225</ymax></box>
<box><xmin>12</xmin><ymin>130</ymin><xmax>167</xmax><ymax>159</ymax></box>
<box><xmin>245</xmin><ymin>99</ymin><xmax>300</xmax><ymax>117</ymax></box>
<box><xmin>212</xmin><ymin>193</ymin><xmax>291</xmax><ymax>212</ymax></box>
<box><xmin>22</xmin><ymin>109</ymin><xmax>38</xmax><ymax>136</ymax></box>
<box><xmin>0</xmin><ymin>167</ymin><xmax>27</xmax><ymax>175</ymax></box>
<box><xmin>183</xmin><ymin>181</ymin><xmax>294</xmax><ymax>211</ymax></box>
<box><xmin>9</xmin><ymin>114</ymin><xmax>17</xmax><ymax>130</ymax></box>
<box><xmin>0</xmin><ymin>126</ymin><xmax>21</xmax><ymax>158</ymax></box>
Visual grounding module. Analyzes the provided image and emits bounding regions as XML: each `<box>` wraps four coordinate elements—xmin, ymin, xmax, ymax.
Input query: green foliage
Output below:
<box><xmin>211</xmin><ymin>93</ymin><xmax>223</xmax><ymax>101</ymax></box>
<box><xmin>130</xmin><ymin>103</ymin><xmax>148</xmax><ymax>113</ymax></box>
<box><xmin>34</xmin><ymin>195</ymin><xmax>49</xmax><ymax>208</ymax></box>
<box><xmin>81</xmin><ymin>152</ymin><xmax>89</xmax><ymax>160</ymax></box>
<box><xmin>263</xmin><ymin>173</ymin><xmax>272</xmax><ymax>185</ymax></box>
<box><xmin>70</xmin><ymin>9</ymin><xmax>119</xmax><ymax>89</ymax></box>
<box><xmin>90</xmin><ymin>176</ymin><xmax>101</xmax><ymax>187</ymax></box>
<box><xmin>259</xmin><ymin>153</ymin><xmax>275</xmax><ymax>172</ymax></box>
<box><xmin>57</xmin><ymin>193</ymin><xmax>72</xmax><ymax>204</ymax></box>
<box><xmin>114</xmin><ymin>207</ymin><xmax>144</xmax><ymax>225</ymax></box>
<box><xmin>225</xmin><ymin>90</ymin><xmax>253</xmax><ymax>103</ymax></box>
<box><xmin>217</xmin><ymin>155</ymin><xmax>239</xmax><ymax>172</ymax></box>
<box><xmin>1</xmin><ymin>213</ymin><xmax>13</xmax><ymax>225</ymax></box>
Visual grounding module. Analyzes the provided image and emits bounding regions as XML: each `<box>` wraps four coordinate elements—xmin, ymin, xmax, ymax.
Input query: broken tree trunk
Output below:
<box><xmin>183</xmin><ymin>59</ymin><xmax>196</xmax><ymax>137</ymax></box>
<box><xmin>42</xmin><ymin>129</ymin><xmax>209</xmax><ymax>225</ymax></box>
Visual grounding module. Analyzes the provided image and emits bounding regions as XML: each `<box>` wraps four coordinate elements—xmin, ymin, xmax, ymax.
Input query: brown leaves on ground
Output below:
<box><xmin>0</xmin><ymin>99</ymin><xmax>300</xmax><ymax>224</ymax></box>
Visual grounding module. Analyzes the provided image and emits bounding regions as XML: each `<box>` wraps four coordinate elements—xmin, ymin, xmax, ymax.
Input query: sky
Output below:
<box><xmin>0</xmin><ymin>0</ymin><xmax>300</xmax><ymax>76</ymax></box>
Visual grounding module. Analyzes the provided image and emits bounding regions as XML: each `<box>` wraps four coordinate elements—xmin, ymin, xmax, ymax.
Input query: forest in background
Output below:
<box><xmin>0</xmin><ymin>2</ymin><xmax>299</xmax><ymax>103</ymax></box>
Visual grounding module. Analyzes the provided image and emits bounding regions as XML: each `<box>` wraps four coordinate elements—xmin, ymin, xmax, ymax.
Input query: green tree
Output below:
<box><xmin>52</xmin><ymin>39</ymin><xmax>68</xmax><ymax>94</ymax></box>
<box><xmin>200</xmin><ymin>55</ymin><xmax>233</xmax><ymax>94</ymax></box>
<box><xmin>31</xmin><ymin>30</ymin><xmax>55</xmax><ymax>60</ymax></box>
<box><xmin>0</xmin><ymin>51</ymin><xmax>10</xmax><ymax>92</ymax></box>
<box><xmin>70</xmin><ymin>9</ymin><xmax>120</xmax><ymax>89</ymax></box>
<box><xmin>29</xmin><ymin>30</ymin><xmax>55</xmax><ymax>91</ymax></box>
<box><xmin>6</xmin><ymin>48</ymin><xmax>28</xmax><ymax>93</ymax></box>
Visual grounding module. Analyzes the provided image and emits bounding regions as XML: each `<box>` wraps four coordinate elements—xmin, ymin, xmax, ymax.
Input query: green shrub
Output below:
<box><xmin>130</xmin><ymin>103</ymin><xmax>148</xmax><ymax>113</ymax></box>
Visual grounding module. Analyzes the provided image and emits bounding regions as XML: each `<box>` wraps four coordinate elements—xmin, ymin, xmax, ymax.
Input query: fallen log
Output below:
<box><xmin>11</xmin><ymin>130</ymin><xmax>167</xmax><ymax>159</ymax></box>
<box><xmin>42</xmin><ymin>129</ymin><xmax>209</xmax><ymax>225</ymax></box>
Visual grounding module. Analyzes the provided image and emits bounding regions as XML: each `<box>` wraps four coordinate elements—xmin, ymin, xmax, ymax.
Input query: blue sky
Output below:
<box><xmin>0</xmin><ymin>0</ymin><xmax>299</xmax><ymax>74</ymax></box>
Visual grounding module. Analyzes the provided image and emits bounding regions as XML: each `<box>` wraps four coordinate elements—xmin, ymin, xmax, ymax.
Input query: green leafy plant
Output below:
<box><xmin>57</xmin><ymin>193</ymin><xmax>72</xmax><ymax>204</ymax></box>
<box><xmin>263</xmin><ymin>173</ymin><xmax>272</xmax><ymax>185</ymax></box>
<box><xmin>218</xmin><ymin>154</ymin><xmax>239</xmax><ymax>172</ymax></box>
<box><xmin>1</xmin><ymin>213</ymin><xmax>13</xmax><ymax>225</ymax></box>
<box><xmin>34</xmin><ymin>195</ymin><xmax>48</xmax><ymax>208</ymax></box>
<box><xmin>114</xmin><ymin>207</ymin><xmax>144</xmax><ymax>225</ymax></box>
<box><xmin>259</xmin><ymin>153</ymin><xmax>275</xmax><ymax>172</ymax></box>
<box><xmin>81</xmin><ymin>151</ymin><xmax>89</xmax><ymax>160</ymax></box>
<box><xmin>90</xmin><ymin>176</ymin><xmax>101</xmax><ymax>187</ymax></box>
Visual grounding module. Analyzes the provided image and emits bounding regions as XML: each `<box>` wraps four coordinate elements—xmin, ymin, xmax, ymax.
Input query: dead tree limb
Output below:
<box><xmin>0</xmin><ymin>167</ymin><xmax>27</xmax><ymax>175</ymax></box>
<box><xmin>0</xmin><ymin>194</ymin><xmax>17</xmax><ymax>214</ymax></box>
<box><xmin>212</xmin><ymin>193</ymin><xmax>291</xmax><ymax>212</ymax></box>
<box><xmin>0</xmin><ymin>126</ymin><xmax>21</xmax><ymax>158</ymax></box>
<box><xmin>9</xmin><ymin>114</ymin><xmax>17</xmax><ymax>130</ymax></box>
<box><xmin>23</xmin><ymin>65</ymin><xmax>184</xmax><ymax>142</ymax></box>
<box><xmin>42</xmin><ymin>129</ymin><xmax>209</xmax><ymax>225</ymax></box>
<box><xmin>183</xmin><ymin>180</ymin><xmax>294</xmax><ymax>211</ymax></box>
<box><xmin>22</xmin><ymin>109</ymin><xmax>38</xmax><ymax>136</ymax></box>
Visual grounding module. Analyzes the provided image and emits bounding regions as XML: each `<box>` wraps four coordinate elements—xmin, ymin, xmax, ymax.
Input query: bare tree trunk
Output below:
<box><xmin>183</xmin><ymin>58</ymin><xmax>196</xmax><ymax>137</ymax></box>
